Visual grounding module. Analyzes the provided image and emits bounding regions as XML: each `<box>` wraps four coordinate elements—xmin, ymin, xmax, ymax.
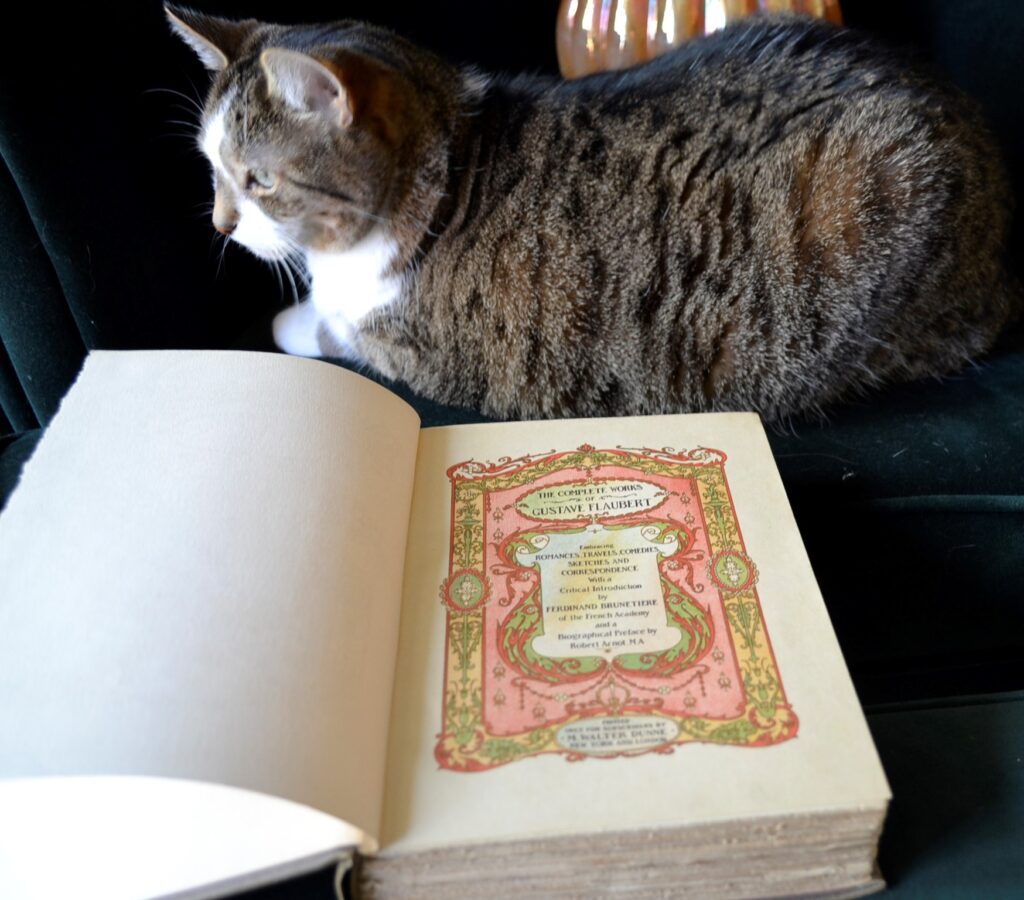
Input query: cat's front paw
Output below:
<box><xmin>272</xmin><ymin>301</ymin><xmax>322</xmax><ymax>357</ymax></box>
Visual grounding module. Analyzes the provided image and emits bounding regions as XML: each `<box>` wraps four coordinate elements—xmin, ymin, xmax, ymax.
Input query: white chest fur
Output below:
<box><xmin>306</xmin><ymin>230</ymin><xmax>402</xmax><ymax>322</ymax></box>
<box><xmin>273</xmin><ymin>230</ymin><xmax>402</xmax><ymax>360</ymax></box>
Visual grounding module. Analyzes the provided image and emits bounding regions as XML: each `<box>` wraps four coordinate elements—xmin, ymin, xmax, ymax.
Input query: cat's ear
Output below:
<box><xmin>260</xmin><ymin>49</ymin><xmax>354</xmax><ymax>128</ymax></box>
<box><xmin>164</xmin><ymin>5</ymin><xmax>259</xmax><ymax>72</ymax></box>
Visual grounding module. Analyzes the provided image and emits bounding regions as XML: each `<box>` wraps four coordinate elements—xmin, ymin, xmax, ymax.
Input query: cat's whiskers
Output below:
<box><xmin>338</xmin><ymin>198</ymin><xmax>443</xmax><ymax>240</ymax></box>
<box><xmin>162</xmin><ymin>123</ymin><xmax>206</xmax><ymax>151</ymax></box>
<box><xmin>285</xmin><ymin>252</ymin><xmax>311</xmax><ymax>291</ymax></box>
<box><xmin>278</xmin><ymin>253</ymin><xmax>306</xmax><ymax>306</ymax></box>
<box><xmin>340</xmin><ymin>203</ymin><xmax>392</xmax><ymax>229</ymax></box>
<box><xmin>160</xmin><ymin>137</ymin><xmax>208</xmax><ymax>162</ymax></box>
<box><xmin>209</xmin><ymin>232</ymin><xmax>229</xmax><ymax>280</ymax></box>
<box><xmin>147</xmin><ymin>87</ymin><xmax>208</xmax><ymax>150</ymax></box>
<box><xmin>153</xmin><ymin>109</ymin><xmax>203</xmax><ymax>147</ymax></box>
<box><xmin>268</xmin><ymin>259</ymin><xmax>282</xmax><ymax>296</ymax></box>
<box><xmin>253</xmin><ymin>231</ymin><xmax>310</xmax><ymax>306</ymax></box>
<box><xmin>278</xmin><ymin>232</ymin><xmax>310</xmax><ymax>272</ymax></box>
<box><xmin>146</xmin><ymin>86</ymin><xmax>205</xmax><ymax>119</ymax></box>
<box><xmin>282</xmin><ymin>263</ymin><xmax>300</xmax><ymax>305</ymax></box>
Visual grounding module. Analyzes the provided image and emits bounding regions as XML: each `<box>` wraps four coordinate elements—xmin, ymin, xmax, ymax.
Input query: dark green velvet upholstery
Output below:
<box><xmin>0</xmin><ymin>158</ymin><xmax>85</xmax><ymax>432</ymax></box>
<box><xmin>871</xmin><ymin>693</ymin><xmax>1024</xmax><ymax>897</ymax></box>
<box><xmin>1</xmin><ymin>1</ymin><xmax>1021</xmax><ymax>895</ymax></box>
<box><xmin>769</xmin><ymin>338</ymin><xmax>1024</xmax><ymax>704</ymax></box>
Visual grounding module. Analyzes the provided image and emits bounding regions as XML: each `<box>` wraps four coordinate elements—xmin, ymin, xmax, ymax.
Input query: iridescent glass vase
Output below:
<box><xmin>556</xmin><ymin>0</ymin><xmax>843</xmax><ymax>79</ymax></box>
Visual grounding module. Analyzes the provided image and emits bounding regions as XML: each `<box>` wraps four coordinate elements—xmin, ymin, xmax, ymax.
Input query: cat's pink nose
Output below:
<box><xmin>214</xmin><ymin>222</ymin><xmax>236</xmax><ymax>236</ymax></box>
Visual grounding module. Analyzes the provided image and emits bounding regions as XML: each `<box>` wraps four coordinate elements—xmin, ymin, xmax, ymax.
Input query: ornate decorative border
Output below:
<box><xmin>435</xmin><ymin>445</ymin><xmax>798</xmax><ymax>772</ymax></box>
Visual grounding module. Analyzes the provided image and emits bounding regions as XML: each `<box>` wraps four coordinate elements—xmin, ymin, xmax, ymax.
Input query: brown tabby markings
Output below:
<box><xmin>169</xmin><ymin>9</ymin><xmax>1020</xmax><ymax>420</ymax></box>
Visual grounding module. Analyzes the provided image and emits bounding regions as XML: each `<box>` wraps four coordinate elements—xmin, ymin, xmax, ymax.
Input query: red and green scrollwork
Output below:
<box><xmin>435</xmin><ymin>445</ymin><xmax>798</xmax><ymax>772</ymax></box>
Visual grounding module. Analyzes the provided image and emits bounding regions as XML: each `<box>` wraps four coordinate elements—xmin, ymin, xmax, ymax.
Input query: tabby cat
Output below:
<box><xmin>167</xmin><ymin>6</ymin><xmax>1019</xmax><ymax>420</ymax></box>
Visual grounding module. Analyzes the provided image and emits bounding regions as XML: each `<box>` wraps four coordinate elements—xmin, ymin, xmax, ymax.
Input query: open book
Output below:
<box><xmin>0</xmin><ymin>351</ymin><xmax>890</xmax><ymax>899</ymax></box>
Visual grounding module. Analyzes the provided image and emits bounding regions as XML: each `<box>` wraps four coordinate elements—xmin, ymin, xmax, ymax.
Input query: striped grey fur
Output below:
<box><xmin>170</xmin><ymin>9</ymin><xmax>1020</xmax><ymax>420</ymax></box>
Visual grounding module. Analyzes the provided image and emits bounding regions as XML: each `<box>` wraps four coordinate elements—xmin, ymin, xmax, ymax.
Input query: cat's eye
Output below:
<box><xmin>246</xmin><ymin>168</ymin><xmax>276</xmax><ymax>191</ymax></box>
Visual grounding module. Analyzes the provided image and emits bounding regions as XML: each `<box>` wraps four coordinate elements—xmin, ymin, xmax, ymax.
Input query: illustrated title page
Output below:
<box><xmin>382</xmin><ymin>414</ymin><xmax>889</xmax><ymax>853</ymax></box>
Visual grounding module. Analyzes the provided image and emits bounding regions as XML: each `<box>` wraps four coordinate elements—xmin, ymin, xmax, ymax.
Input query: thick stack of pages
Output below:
<box><xmin>360</xmin><ymin>810</ymin><xmax>886</xmax><ymax>898</ymax></box>
<box><xmin>0</xmin><ymin>352</ymin><xmax>888</xmax><ymax>899</ymax></box>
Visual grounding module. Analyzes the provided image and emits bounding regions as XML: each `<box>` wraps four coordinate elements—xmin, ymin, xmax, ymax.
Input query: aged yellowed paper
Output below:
<box><xmin>381</xmin><ymin>413</ymin><xmax>889</xmax><ymax>853</ymax></box>
<box><xmin>0</xmin><ymin>351</ymin><xmax>419</xmax><ymax>855</ymax></box>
